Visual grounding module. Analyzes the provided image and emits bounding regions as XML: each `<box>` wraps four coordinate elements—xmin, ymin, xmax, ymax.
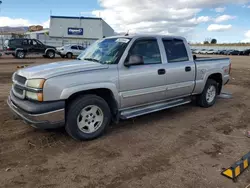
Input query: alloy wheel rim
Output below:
<box><xmin>206</xmin><ymin>85</ymin><xmax>216</xmax><ymax>103</ymax></box>
<box><xmin>77</xmin><ymin>105</ymin><xmax>104</xmax><ymax>133</ymax></box>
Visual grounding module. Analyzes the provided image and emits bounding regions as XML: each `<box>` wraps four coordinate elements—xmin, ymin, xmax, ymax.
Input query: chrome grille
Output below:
<box><xmin>14</xmin><ymin>74</ymin><xmax>27</xmax><ymax>85</ymax></box>
<box><xmin>12</xmin><ymin>73</ymin><xmax>26</xmax><ymax>99</ymax></box>
<box><xmin>13</xmin><ymin>85</ymin><xmax>23</xmax><ymax>95</ymax></box>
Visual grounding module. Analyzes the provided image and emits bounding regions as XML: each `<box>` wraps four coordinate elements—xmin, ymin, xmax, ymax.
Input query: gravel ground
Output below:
<box><xmin>0</xmin><ymin>55</ymin><xmax>250</xmax><ymax>188</ymax></box>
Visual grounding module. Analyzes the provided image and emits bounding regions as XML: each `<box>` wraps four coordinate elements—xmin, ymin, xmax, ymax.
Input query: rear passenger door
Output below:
<box><xmin>162</xmin><ymin>39</ymin><xmax>196</xmax><ymax>99</ymax></box>
<box><xmin>77</xmin><ymin>45</ymin><xmax>85</xmax><ymax>55</ymax></box>
<box><xmin>70</xmin><ymin>45</ymin><xmax>79</xmax><ymax>56</ymax></box>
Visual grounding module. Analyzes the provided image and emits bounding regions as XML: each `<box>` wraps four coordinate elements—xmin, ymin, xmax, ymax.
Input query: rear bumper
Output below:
<box><xmin>56</xmin><ymin>51</ymin><xmax>66</xmax><ymax>56</ymax></box>
<box><xmin>7</xmin><ymin>93</ymin><xmax>65</xmax><ymax>129</ymax></box>
<box><xmin>4</xmin><ymin>50</ymin><xmax>15</xmax><ymax>55</ymax></box>
<box><xmin>223</xmin><ymin>75</ymin><xmax>230</xmax><ymax>85</ymax></box>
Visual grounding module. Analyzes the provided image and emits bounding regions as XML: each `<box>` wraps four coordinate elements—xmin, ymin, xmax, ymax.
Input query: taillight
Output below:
<box><xmin>7</xmin><ymin>47</ymin><xmax>12</xmax><ymax>51</ymax></box>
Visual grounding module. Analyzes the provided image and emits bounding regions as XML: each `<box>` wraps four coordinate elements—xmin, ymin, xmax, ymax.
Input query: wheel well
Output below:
<box><xmin>207</xmin><ymin>73</ymin><xmax>222</xmax><ymax>94</ymax></box>
<box><xmin>46</xmin><ymin>49</ymin><xmax>55</xmax><ymax>53</ymax></box>
<box><xmin>66</xmin><ymin>88</ymin><xmax>118</xmax><ymax>121</ymax></box>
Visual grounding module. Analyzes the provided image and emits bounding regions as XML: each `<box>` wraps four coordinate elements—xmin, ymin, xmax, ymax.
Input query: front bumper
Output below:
<box><xmin>7</xmin><ymin>94</ymin><xmax>65</xmax><ymax>129</ymax></box>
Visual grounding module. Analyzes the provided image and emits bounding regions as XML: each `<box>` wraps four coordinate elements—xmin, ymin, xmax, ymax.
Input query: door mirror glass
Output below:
<box><xmin>193</xmin><ymin>55</ymin><xmax>197</xmax><ymax>60</ymax></box>
<box><xmin>125</xmin><ymin>55</ymin><xmax>144</xmax><ymax>67</ymax></box>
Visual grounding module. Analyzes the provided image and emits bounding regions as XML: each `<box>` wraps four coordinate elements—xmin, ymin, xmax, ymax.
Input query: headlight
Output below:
<box><xmin>25</xmin><ymin>79</ymin><xmax>45</xmax><ymax>101</ymax></box>
<box><xmin>26</xmin><ymin>79</ymin><xmax>45</xmax><ymax>89</ymax></box>
<box><xmin>26</xmin><ymin>91</ymin><xmax>43</xmax><ymax>101</ymax></box>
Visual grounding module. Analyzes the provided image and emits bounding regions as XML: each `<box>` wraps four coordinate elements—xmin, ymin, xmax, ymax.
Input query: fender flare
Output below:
<box><xmin>15</xmin><ymin>48</ymin><xmax>24</xmax><ymax>53</ymax></box>
<box><xmin>60</xmin><ymin>82</ymin><xmax>120</xmax><ymax>106</ymax></box>
<box><xmin>45</xmin><ymin>48</ymin><xmax>56</xmax><ymax>54</ymax></box>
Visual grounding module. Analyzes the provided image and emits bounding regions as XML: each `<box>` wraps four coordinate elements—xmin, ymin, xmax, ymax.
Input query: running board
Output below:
<box><xmin>120</xmin><ymin>97</ymin><xmax>192</xmax><ymax>119</ymax></box>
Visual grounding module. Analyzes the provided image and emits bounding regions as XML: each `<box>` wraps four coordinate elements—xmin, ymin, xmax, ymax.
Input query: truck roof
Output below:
<box><xmin>106</xmin><ymin>34</ymin><xmax>186</xmax><ymax>41</ymax></box>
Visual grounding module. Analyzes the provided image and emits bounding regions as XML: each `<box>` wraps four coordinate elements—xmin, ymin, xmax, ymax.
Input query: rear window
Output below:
<box><xmin>8</xmin><ymin>39</ymin><xmax>22</xmax><ymax>46</ymax></box>
<box><xmin>162</xmin><ymin>39</ymin><xmax>189</xmax><ymax>63</ymax></box>
<box><xmin>4</xmin><ymin>40</ymin><xmax>9</xmax><ymax>47</ymax></box>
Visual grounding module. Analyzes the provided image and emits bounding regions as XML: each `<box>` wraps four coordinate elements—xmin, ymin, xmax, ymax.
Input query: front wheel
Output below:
<box><xmin>66</xmin><ymin>95</ymin><xmax>111</xmax><ymax>140</ymax></box>
<box><xmin>196</xmin><ymin>79</ymin><xmax>218</xmax><ymax>108</ymax></box>
<box><xmin>46</xmin><ymin>50</ymin><xmax>55</xmax><ymax>59</ymax></box>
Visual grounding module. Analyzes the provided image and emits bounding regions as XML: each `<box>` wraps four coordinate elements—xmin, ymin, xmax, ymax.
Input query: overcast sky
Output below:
<box><xmin>0</xmin><ymin>0</ymin><xmax>250</xmax><ymax>43</ymax></box>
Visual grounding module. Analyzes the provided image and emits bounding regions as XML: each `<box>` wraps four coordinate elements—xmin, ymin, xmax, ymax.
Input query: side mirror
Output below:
<box><xmin>193</xmin><ymin>55</ymin><xmax>197</xmax><ymax>60</ymax></box>
<box><xmin>124</xmin><ymin>55</ymin><xmax>144</xmax><ymax>67</ymax></box>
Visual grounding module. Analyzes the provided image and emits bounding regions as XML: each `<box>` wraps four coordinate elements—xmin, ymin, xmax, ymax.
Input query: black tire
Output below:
<box><xmin>66</xmin><ymin>52</ymin><xmax>73</xmax><ymax>58</ymax></box>
<box><xmin>16</xmin><ymin>50</ymin><xmax>25</xmax><ymax>59</ymax></box>
<box><xmin>60</xmin><ymin>55</ymin><xmax>65</xmax><ymax>58</ymax></box>
<box><xmin>43</xmin><ymin>55</ymin><xmax>48</xmax><ymax>58</ymax></box>
<box><xmin>196</xmin><ymin>79</ymin><xmax>218</xmax><ymax>108</ymax></box>
<box><xmin>66</xmin><ymin>95</ymin><xmax>111</xmax><ymax>140</ymax></box>
<box><xmin>12</xmin><ymin>53</ymin><xmax>15</xmax><ymax>57</ymax></box>
<box><xmin>46</xmin><ymin>50</ymin><xmax>55</xmax><ymax>59</ymax></box>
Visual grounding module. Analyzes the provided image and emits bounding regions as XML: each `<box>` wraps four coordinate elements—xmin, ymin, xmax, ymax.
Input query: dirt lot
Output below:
<box><xmin>0</xmin><ymin>55</ymin><xmax>250</xmax><ymax>188</ymax></box>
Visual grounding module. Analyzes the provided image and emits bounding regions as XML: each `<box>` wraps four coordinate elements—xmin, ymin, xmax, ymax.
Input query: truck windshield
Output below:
<box><xmin>77</xmin><ymin>37</ymin><xmax>131</xmax><ymax>64</ymax></box>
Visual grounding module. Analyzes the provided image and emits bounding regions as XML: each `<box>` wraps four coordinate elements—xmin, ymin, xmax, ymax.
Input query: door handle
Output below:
<box><xmin>185</xmin><ymin>66</ymin><xmax>191</xmax><ymax>72</ymax></box>
<box><xmin>158</xmin><ymin>69</ymin><xmax>166</xmax><ymax>75</ymax></box>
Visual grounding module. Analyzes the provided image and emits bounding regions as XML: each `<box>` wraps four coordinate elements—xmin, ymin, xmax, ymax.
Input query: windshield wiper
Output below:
<box><xmin>83</xmin><ymin>58</ymin><xmax>100</xmax><ymax>63</ymax></box>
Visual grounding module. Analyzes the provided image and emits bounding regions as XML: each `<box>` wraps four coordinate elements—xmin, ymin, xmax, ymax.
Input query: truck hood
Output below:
<box><xmin>17</xmin><ymin>60</ymin><xmax>109</xmax><ymax>79</ymax></box>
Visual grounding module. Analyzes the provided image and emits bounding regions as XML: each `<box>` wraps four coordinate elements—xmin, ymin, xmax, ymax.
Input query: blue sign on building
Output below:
<box><xmin>68</xmin><ymin>28</ymin><xmax>83</xmax><ymax>35</ymax></box>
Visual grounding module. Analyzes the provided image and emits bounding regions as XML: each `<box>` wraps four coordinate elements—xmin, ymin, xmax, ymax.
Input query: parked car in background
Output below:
<box><xmin>193</xmin><ymin>49</ymin><xmax>200</xmax><ymax>54</ymax></box>
<box><xmin>226</xmin><ymin>50</ymin><xmax>240</xmax><ymax>55</ymax></box>
<box><xmin>56</xmin><ymin>45</ymin><xmax>86</xmax><ymax>58</ymax></box>
<box><xmin>199</xmin><ymin>49</ymin><xmax>207</xmax><ymax>54</ymax></box>
<box><xmin>216</xmin><ymin>50</ymin><xmax>225</xmax><ymax>55</ymax></box>
<box><xmin>7</xmin><ymin>34</ymin><xmax>231</xmax><ymax>140</ymax></box>
<box><xmin>3</xmin><ymin>38</ymin><xmax>56</xmax><ymax>59</ymax></box>
<box><xmin>206</xmin><ymin>49</ymin><xmax>216</xmax><ymax>54</ymax></box>
<box><xmin>221</xmin><ymin>50</ymin><xmax>231</xmax><ymax>55</ymax></box>
<box><xmin>240</xmin><ymin>49</ymin><xmax>250</xmax><ymax>56</ymax></box>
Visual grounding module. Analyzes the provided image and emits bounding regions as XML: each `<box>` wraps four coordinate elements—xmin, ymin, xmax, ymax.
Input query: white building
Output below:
<box><xmin>25</xmin><ymin>16</ymin><xmax>115</xmax><ymax>47</ymax></box>
<box><xmin>49</xmin><ymin>16</ymin><xmax>114</xmax><ymax>39</ymax></box>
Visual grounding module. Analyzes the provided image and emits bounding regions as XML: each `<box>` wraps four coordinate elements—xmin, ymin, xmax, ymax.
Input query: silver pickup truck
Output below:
<box><xmin>7</xmin><ymin>35</ymin><xmax>231</xmax><ymax>140</ymax></box>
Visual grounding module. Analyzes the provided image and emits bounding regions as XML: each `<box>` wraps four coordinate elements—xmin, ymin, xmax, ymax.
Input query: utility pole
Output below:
<box><xmin>0</xmin><ymin>1</ymin><xmax>4</xmax><ymax>51</ymax></box>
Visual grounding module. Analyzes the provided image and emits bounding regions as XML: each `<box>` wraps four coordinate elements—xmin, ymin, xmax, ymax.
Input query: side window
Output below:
<box><xmin>129</xmin><ymin>39</ymin><xmax>161</xmax><ymax>65</ymax></box>
<box><xmin>35</xmin><ymin>40</ymin><xmax>43</xmax><ymax>46</ymax></box>
<box><xmin>28</xmin><ymin>39</ymin><xmax>33</xmax><ymax>45</ymax></box>
<box><xmin>71</xmin><ymin>45</ymin><xmax>78</xmax><ymax>50</ymax></box>
<box><xmin>22</xmin><ymin>40</ymin><xmax>28</xmax><ymax>45</ymax></box>
<box><xmin>163</xmin><ymin>39</ymin><xmax>189</xmax><ymax>63</ymax></box>
<box><xmin>32</xmin><ymin>40</ymin><xmax>38</xmax><ymax>46</ymax></box>
<box><xmin>9</xmin><ymin>40</ymin><xmax>20</xmax><ymax>46</ymax></box>
<box><xmin>78</xmin><ymin>46</ymin><xmax>85</xmax><ymax>50</ymax></box>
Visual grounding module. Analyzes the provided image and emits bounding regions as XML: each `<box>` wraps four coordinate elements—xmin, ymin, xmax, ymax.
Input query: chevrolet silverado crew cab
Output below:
<box><xmin>7</xmin><ymin>35</ymin><xmax>231</xmax><ymax>140</ymax></box>
<box><xmin>4</xmin><ymin>38</ymin><xmax>56</xmax><ymax>59</ymax></box>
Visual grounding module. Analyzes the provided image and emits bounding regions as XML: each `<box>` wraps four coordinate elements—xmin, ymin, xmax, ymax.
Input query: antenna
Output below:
<box><xmin>125</xmin><ymin>30</ymin><xmax>129</xmax><ymax>36</ymax></box>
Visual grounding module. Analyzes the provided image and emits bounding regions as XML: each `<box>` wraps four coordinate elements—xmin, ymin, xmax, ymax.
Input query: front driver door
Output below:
<box><xmin>118</xmin><ymin>38</ymin><xmax>167</xmax><ymax>109</ymax></box>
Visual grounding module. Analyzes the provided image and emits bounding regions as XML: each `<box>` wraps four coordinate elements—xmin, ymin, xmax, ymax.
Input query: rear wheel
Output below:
<box><xmin>196</xmin><ymin>79</ymin><xmax>218</xmax><ymax>108</ymax></box>
<box><xmin>16</xmin><ymin>51</ymin><xmax>25</xmax><ymax>59</ymax></box>
<box><xmin>66</xmin><ymin>95</ymin><xmax>111</xmax><ymax>140</ymax></box>
<box><xmin>66</xmin><ymin>52</ymin><xmax>73</xmax><ymax>58</ymax></box>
